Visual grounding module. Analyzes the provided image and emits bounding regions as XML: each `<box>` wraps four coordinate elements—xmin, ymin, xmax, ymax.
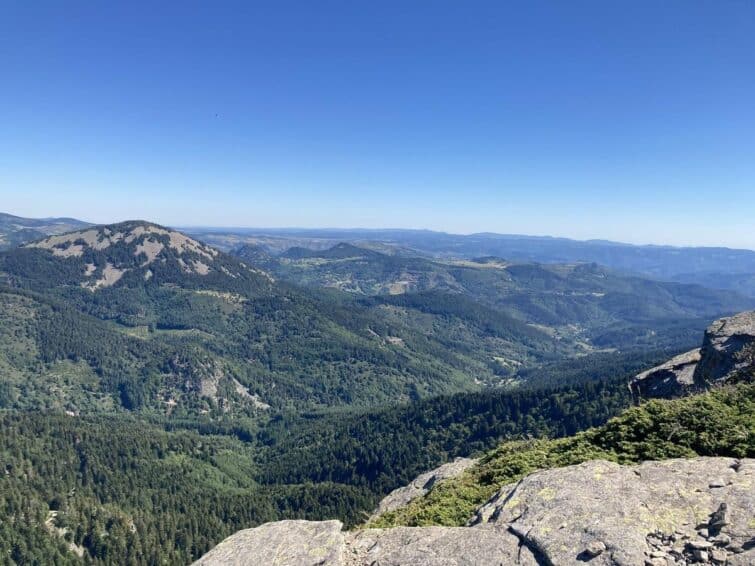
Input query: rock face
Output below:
<box><xmin>630</xmin><ymin>311</ymin><xmax>755</xmax><ymax>400</ymax></box>
<box><xmin>195</xmin><ymin>457</ymin><xmax>755</xmax><ymax>566</ymax></box>
<box><xmin>368</xmin><ymin>457</ymin><xmax>477</xmax><ymax>521</ymax></box>
<box><xmin>696</xmin><ymin>312</ymin><xmax>755</xmax><ymax>385</ymax></box>
<box><xmin>629</xmin><ymin>349</ymin><xmax>701</xmax><ymax>399</ymax></box>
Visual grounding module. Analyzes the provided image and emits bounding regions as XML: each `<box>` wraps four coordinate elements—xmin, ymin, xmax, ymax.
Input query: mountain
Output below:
<box><xmin>2</xmin><ymin>221</ymin><xmax>751</xmax><ymax>416</ymax></box>
<box><xmin>234</xmin><ymin>242</ymin><xmax>755</xmax><ymax>353</ymax></box>
<box><xmin>0</xmin><ymin>212</ymin><xmax>90</xmax><ymax>250</ymax></box>
<box><xmin>11</xmin><ymin>220</ymin><xmax>270</xmax><ymax>293</ymax></box>
<box><xmin>3</xmin><ymin>219</ymin><xmax>754</xmax><ymax>564</ymax></box>
<box><xmin>190</xmin><ymin>227</ymin><xmax>755</xmax><ymax>297</ymax></box>
<box><xmin>0</xmin><ymin>221</ymin><xmax>580</xmax><ymax>415</ymax></box>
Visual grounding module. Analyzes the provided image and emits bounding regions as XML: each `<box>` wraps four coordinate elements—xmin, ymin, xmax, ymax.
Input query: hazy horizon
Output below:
<box><xmin>5</xmin><ymin>207</ymin><xmax>755</xmax><ymax>252</ymax></box>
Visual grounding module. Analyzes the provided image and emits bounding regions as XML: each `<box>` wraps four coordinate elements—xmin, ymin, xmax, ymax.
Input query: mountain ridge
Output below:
<box><xmin>189</xmin><ymin>226</ymin><xmax>755</xmax><ymax>296</ymax></box>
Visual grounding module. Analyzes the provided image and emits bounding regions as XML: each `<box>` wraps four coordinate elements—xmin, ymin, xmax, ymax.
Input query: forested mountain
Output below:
<box><xmin>0</xmin><ymin>222</ymin><xmax>581</xmax><ymax>416</ymax></box>
<box><xmin>0</xmin><ymin>222</ymin><xmax>751</xmax><ymax>417</ymax></box>
<box><xmin>235</xmin><ymin>242</ymin><xmax>755</xmax><ymax>352</ymax></box>
<box><xmin>0</xmin><ymin>212</ymin><xmax>90</xmax><ymax>251</ymax></box>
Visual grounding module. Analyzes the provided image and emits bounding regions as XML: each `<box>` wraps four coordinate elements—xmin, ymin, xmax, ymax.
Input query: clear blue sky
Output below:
<box><xmin>2</xmin><ymin>1</ymin><xmax>754</xmax><ymax>248</ymax></box>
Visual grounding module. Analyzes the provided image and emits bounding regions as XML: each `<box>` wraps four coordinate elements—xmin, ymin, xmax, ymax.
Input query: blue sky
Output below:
<box><xmin>1</xmin><ymin>1</ymin><xmax>754</xmax><ymax>248</ymax></box>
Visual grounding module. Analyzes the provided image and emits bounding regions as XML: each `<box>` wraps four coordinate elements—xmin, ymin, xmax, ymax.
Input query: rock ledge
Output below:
<box><xmin>195</xmin><ymin>457</ymin><xmax>755</xmax><ymax>566</ymax></box>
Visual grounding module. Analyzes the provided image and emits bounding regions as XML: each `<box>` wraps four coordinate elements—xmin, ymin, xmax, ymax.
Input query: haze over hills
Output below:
<box><xmin>190</xmin><ymin>227</ymin><xmax>755</xmax><ymax>297</ymax></box>
<box><xmin>235</xmin><ymin>241</ymin><xmax>755</xmax><ymax>352</ymax></box>
<box><xmin>5</xmin><ymin>214</ymin><xmax>755</xmax><ymax>296</ymax></box>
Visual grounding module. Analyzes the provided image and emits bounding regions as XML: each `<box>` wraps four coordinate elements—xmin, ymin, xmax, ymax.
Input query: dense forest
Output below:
<box><xmin>4</xmin><ymin>368</ymin><xmax>749</xmax><ymax>564</ymax></box>
<box><xmin>1</xmin><ymin>372</ymin><xmax>638</xmax><ymax>564</ymax></box>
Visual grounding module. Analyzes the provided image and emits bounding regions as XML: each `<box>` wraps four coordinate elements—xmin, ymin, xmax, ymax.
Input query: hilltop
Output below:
<box><xmin>14</xmin><ymin>220</ymin><xmax>270</xmax><ymax>292</ymax></box>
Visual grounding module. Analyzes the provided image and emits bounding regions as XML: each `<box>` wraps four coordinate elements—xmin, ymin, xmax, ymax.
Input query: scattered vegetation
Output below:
<box><xmin>370</xmin><ymin>383</ymin><xmax>755</xmax><ymax>528</ymax></box>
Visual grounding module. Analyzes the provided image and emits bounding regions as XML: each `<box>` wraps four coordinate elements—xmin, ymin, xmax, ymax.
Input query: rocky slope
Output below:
<box><xmin>195</xmin><ymin>457</ymin><xmax>755</xmax><ymax>565</ymax></box>
<box><xmin>630</xmin><ymin>311</ymin><xmax>755</xmax><ymax>400</ymax></box>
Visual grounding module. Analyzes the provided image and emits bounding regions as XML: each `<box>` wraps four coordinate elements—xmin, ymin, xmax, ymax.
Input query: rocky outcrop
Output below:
<box><xmin>195</xmin><ymin>457</ymin><xmax>755</xmax><ymax>566</ymax></box>
<box><xmin>471</xmin><ymin>457</ymin><xmax>755</xmax><ymax>565</ymax></box>
<box><xmin>629</xmin><ymin>349</ymin><xmax>701</xmax><ymax>399</ymax></box>
<box><xmin>630</xmin><ymin>311</ymin><xmax>755</xmax><ymax>400</ymax></box>
<box><xmin>346</xmin><ymin>525</ymin><xmax>530</xmax><ymax>565</ymax></box>
<box><xmin>696</xmin><ymin>312</ymin><xmax>755</xmax><ymax>385</ymax></box>
<box><xmin>368</xmin><ymin>457</ymin><xmax>477</xmax><ymax>521</ymax></box>
<box><xmin>193</xmin><ymin>520</ymin><xmax>344</xmax><ymax>566</ymax></box>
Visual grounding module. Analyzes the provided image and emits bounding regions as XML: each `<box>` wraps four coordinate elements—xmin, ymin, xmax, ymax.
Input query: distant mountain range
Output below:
<box><xmin>0</xmin><ymin>212</ymin><xmax>90</xmax><ymax>250</ymax></box>
<box><xmin>234</xmin><ymin>241</ymin><xmax>755</xmax><ymax>352</ymax></box>
<box><xmin>6</xmin><ymin>216</ymin><xmax>755</xmax><ymax>297</ymax></box>
<box><xmin>189</xmin><ymin>227</ymin><xmax>755</xmax><ymax>297</ymax></box>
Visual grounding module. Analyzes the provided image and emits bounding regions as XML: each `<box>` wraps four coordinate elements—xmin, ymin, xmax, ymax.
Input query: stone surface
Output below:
<box><xmin>728</xmin><ymin>550</ymin><xmax>755</xmax><ymax>565</ymax></box>
<box><xmin>368</xmin><ymin>457</ymin><xmax>477</xmax><ymax>521</ymax></box>
<box><xmin>193</xmin><ymin>520</ymin><xmax>345</xmax><ymax>566</ymax></box>
<box><xmin>630</xmin><ymin>311</ymin><xmax>755</xmax><ymax>400</ymax></box>
<box><xmin>344</xmin><ymin>525</ymin><xmax>532</xmax><ymax>566</ymax></box>
<box><xmin>586</xmin><ymin>540</ymin><xmax>607</xmax><ymax>557</ymax></box>
<box><xmin>472</xmin><ymin>457</ymin><xmax>754</xmax><ymax>566</ymax></box>
<box><xmin>196</xmin><ymin>458</ymin><xmax>755</xmax><ymax>566</ymax></box>
<box><xmin>696</xmin><ymin>311</ymin><xmax>755</xmax><ymax>384</ymax></box>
